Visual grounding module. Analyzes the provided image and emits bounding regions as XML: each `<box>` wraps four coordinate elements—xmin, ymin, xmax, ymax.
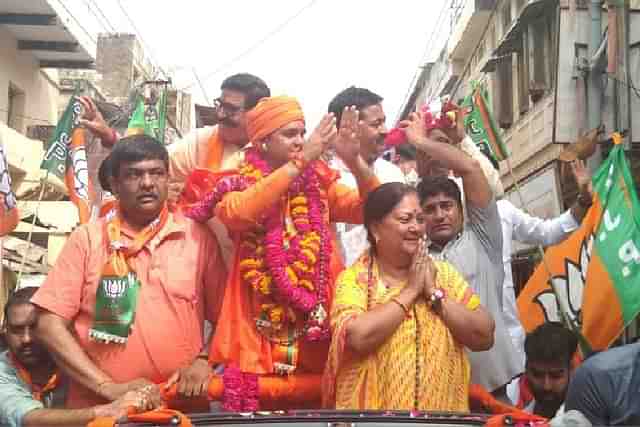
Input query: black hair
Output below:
<box><xmin>328</xmin><ymin>86</ymin><xmax>383</xmax><ymax>127</ymax></box>
<box><xmin>3</xmin><ymin>287</ymin><xmax>39</xmax><ymax>328</ymax></box>
<box><xmin>417</xmin><ymin>175</ymin><xmax>463</xmax><ymax>208</ymax></box>
<box><xmin>524</xmin><ymin>322</ymin><xmax>578</xmax><ymax>367</ymax></box>
<box><xmin>109</xmin><ymin>135</ymin><xmax>169</xmax><ymax>178</ymax></box>
<box><xmin>220</xmin><ymin>73</ymin><xmax>271</xmax><ymax>110</ymax></box>
<box><xmin>364</xmin><ymin>182</ymin><xmax>418</xmax><ymax>252</ymax></box>
<box><xmin>98</xmin><ymin>153</ymin><xmax>113</xmax><ymax>193</ymax></box>
<box><xmin>396</xmin><ymin>144</ymin><xmax>417</xmax><ymax>161</ymax></box>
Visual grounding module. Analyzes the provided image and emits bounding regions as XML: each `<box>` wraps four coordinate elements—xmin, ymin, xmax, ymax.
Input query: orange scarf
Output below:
<box><xmin>89</xmin><ymin>204</ymin><xmax>170</xmax><ymax>344</ymax></box>
<box><xmin>105</xmin><ymin>204</ymin><xmax>169</xmax><ymax>276</ymax></box>
<box><xmin>8</xmin><ymin>352</ymin><xmax>59</xmax><ymax>402</ymax></box>
<box><xmin>205</xmin><ymin>128</ymin><xmax>224</xmax><ymax>171</ymax></box>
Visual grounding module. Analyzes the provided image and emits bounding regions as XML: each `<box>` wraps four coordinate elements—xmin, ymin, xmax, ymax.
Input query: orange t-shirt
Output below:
<box><xmin>31</xmin><ymin>212</ymin><xmax>227</xmax><ymax>408</ymax></box>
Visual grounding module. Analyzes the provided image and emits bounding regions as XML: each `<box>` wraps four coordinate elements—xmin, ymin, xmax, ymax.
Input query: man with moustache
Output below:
<box><xmin>328</xmin><ymin>87</ymin><xmax>405</xmax><ymax>266</ymax></box>
<box><xmin>0</xmin><ymin>287</ymin><xmax>143</xmax><ymax>427</ymax></box>
<box><xmin>32</xmin><ymin>136</ymin><xmax>226</xmax><ymax>410</ymax></box>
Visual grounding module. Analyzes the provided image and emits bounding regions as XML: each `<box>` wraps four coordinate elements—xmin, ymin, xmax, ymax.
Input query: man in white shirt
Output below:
<box><xmin>328</xmin><ymin>87</ymin><xmax>405</xmax><ymax>266</ymax></box>
<box><xmin>460</xmin><ymin>142</ymin><xmax>592</xmax><ymax>367</ymax></box>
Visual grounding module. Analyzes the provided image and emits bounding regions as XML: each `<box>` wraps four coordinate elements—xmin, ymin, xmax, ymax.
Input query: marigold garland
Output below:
<box><xmin>185</xmin><ymin>148</ymin><xmax>331</xmax><ymax>342</ymax></box>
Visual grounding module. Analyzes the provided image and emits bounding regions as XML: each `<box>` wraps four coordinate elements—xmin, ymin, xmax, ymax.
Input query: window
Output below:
<box><xmin>495</xmin><ymin>55</ymin><xmax>514</xmax><ymax>129</ymax></box>
<box><xmin>517</xmin><ymin>29</ymin><xmax>530</xmax><ymax>115</ymax></box>
<box><xmin>7</xmin><ymin>83</ymin><xmax>25</xmax><ymax>133</ymax></box>
<box><xmin>527</xmin><ymin>15</ymin><xmax>552</xmax><ymax>103</ymax></box>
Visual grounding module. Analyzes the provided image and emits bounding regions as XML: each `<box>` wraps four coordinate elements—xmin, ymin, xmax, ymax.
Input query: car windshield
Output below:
<box><xmin>116</xmin><ymin>410</ymin><xmax>490</xmax><ymax>427</ymax></box>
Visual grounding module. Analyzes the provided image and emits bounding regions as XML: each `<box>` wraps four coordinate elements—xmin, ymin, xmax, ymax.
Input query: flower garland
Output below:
<box><xmin>237</xmin><ymin>149</ymin><xmax>331</xmax><ymax>342</ymax></box>
<box><xmin>222</xmin><ymin>366</ymin><xmax>259</xmax><ymax>412</ymax></box>
<box><xmin>183</xmin><ymin>148</ymin><xmax>331</xmax><ymax>342</ymax></box>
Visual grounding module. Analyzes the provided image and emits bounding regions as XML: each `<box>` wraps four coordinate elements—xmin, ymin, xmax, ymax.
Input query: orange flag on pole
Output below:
<box><xmin>517</xmin><ymin>136</ymin><xmax>640</xmax><ymax>351</ymax></box>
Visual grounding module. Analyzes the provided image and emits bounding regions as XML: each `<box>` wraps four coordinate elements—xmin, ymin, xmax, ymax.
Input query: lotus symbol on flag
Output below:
<box><xmin>105</xmin><ymin>278</ymin><xmax>126</xmax><ymax>299</ymax></box>
<box><xmin>534</xmin><ymin>233</ymin><xmax>593</xmax><ymax>325</ymax></box>
<box><xmin>70</xmin><ymin>146</ymin><xmax>90</xmax><ymax>201</ymax></box>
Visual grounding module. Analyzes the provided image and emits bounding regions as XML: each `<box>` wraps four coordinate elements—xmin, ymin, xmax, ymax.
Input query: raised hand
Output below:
<box><xmin>441</xmin><ymin>103</ymin><xmax>467</xmax><ymax>146</ymax></box>
<box><xmin>570</xmin><ymin>159</ymin><xmax>593</xmax><ymax>198</ymax></box>
<box><xmin>334</xmin><ymin>106</ymin><xmax>361</xmax><ymax>167</ymax></box>
<box><xmin>302</xmin><ymin>113</ymin><xmax>337</xmax><ymax>164</ymax></box>
<box><xmin>398</xmin><ymin>110</ymin><xmax>428</xmax><ymax>149</ymax></box>
<box><xmin>77</xmin><ymin>96</ymin><xmax>112</xmax><ymax>141</ymax></box>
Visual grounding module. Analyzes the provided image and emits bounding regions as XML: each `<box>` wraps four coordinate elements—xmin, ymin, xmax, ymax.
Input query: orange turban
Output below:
<box><xmin>246</xmin><ymin>96</ymin><xmax>305</xmax><ymax>143</ymax></box>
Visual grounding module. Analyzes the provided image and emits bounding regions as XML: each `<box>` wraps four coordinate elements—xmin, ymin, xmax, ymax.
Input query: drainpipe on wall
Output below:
<box><xmin>587</xmin><ymin>0</ymin><xmax>604</xmax><ymax>170</ymax></box>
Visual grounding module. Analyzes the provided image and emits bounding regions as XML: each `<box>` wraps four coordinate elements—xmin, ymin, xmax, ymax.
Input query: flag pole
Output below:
<box><xmin>15</xmin><ymin>170</ymin><xmax>49</xmax><ymax>287</ymax></box>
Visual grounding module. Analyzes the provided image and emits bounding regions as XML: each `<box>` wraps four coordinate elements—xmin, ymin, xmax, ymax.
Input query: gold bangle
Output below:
<box><xmin>391</xmin><ymin>297</ymin><xmax>410</xmax><ymax>317</ymax></box>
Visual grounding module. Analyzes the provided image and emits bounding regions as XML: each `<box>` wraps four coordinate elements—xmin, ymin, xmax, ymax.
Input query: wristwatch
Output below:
<box><xmin>428</xmin><ymin>288</ymin><xmax>447</xmax><ymax>313</ymax></box>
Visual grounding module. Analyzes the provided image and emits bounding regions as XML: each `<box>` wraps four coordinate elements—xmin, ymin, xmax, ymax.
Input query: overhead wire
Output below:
<box><xmin>82</xmin><ymin>0</ymin><xmax>117</xmax><ymax>35</ymax></box>
<box><xmin>192</xmin><ymin>68</ymin><xmax>212</xmax><ymax>106</ymax></box>
<box><xmin>447</xmin><ymin>2</ymin><xmax>501</xmax><ymax>101</ymax></box>
<box><xmin>76</xmin><ymin>1</ymin><xmax>185</xmax><ymax>135</ymax></box>
<box><xmin>394</xmin><ymin>0</ymin><xmax>453</xmax><ymax>123</ymax></box>
<box><xmin>179</xmin><ymin>0</ymin><xmax>317</xmax><ymax>91</ymax></box>
<box><xmin>115</xmin><ymin>0</ymin><xmax>170</xmax><ymax>80</ymax></box>
<box><xmin>54</xmin><ymin>0</ymin><xmax>98</xmax><ymax>47</ymax></box>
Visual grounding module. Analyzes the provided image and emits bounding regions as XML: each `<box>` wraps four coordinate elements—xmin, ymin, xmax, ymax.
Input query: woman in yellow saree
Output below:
<box><xmin>323</xmin><ymin>182</ymin><xmax>495</xmax><ymax>411</ymax></box>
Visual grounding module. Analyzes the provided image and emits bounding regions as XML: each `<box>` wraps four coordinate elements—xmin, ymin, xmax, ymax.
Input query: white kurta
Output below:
<box><xmin>498</xmin><ymin>199</ymin><xmax>579</xmax><ymax>365</ymax></box>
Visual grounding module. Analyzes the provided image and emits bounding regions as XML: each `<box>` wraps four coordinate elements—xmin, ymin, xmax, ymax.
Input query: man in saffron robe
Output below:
<box><xmin>185</xmin><ymin>96</ymin><xmax>379</xmax><ymax>410</ymax></box>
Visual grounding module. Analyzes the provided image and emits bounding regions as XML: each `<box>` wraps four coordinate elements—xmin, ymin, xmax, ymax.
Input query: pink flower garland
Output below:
<box><xmin>186</xmin><ymin>148</ymin><xmax>331</xmax><ymax>341</ymax></box>
<box><xmin>222</xmin><ymin>366</ymin><xmax>259</xmax><ymax>412</ymax></box>
<box><xmin>246</xmin><ymin>149</ymin><xmax>331</xmax><ymax>328</ymax></box>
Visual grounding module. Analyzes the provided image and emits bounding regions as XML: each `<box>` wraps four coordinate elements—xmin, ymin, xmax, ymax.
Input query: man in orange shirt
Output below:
<box><xmin>184</xmin><ymin>96</ymin><xmax>379</xmax><ymax>410</ymax></box>
<box><xmin>32</xmin><ymin>135</ymin><xmax>226</xmax><ymax>409</ymax></box>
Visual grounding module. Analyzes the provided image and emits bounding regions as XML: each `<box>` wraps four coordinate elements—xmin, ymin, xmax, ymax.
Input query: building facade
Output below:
<box><xmin>400</xmin><ymin>0</ymin><xmax>640</xmax><ymax>290</ymax></box>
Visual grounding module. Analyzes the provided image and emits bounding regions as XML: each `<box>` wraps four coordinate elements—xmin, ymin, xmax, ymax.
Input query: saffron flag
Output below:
<box><xmin>126</xmin><ymin>89</ymin><xmax>167</xmax><ymax>144</ymax></box>
<box><xmin>462</xmin><ymin>84</ymin><xmax>509</xmax><ymax>164</ymax></box>
<box><xmin>41</xmin><ymin>96</ymin><xmax>95</xmax><ymax>224</ymax></box>
<box><xmin>517</xmin><ymin>138</ymin><xmax>640</xmax><ymax>350</ymax></box>
<box><xmin>0</xmin><ymin>142</ymin><xmax>19</xmax><ymax>236</ymax></box>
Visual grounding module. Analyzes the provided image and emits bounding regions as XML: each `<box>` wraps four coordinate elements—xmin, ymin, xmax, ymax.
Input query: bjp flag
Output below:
<box><xmin>126</xmin><ymin>89</ymin><xmax>167</xmax><ymax>144</ymax></box>
<box><xmin>41</xmin><ymin>95</ymin><xmax>95</xmax><ymax>224</ymax></box>
<box><xmin>518</xmin><ymin>136</ymin><xmax>640</xmax><ymax>351</ymax></box>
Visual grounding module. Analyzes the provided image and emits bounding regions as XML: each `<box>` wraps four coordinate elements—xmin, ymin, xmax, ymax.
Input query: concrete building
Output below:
<box><xmin>399</xmin><ymin>0</ymin><xmax>640</xmax><ymax>288</ymax></box>
<box><xmin>0</xmin><ymin>0</ymin><xmax>95</xmax><ymax>289</ymax></box>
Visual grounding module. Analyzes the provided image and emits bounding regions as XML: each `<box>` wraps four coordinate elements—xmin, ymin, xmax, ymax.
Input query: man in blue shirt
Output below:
<box><xmin>0</xmin><ymin>287</ymin><xmax>141</xmax><ymax>427</ymax></box>
<box><xmin>565</xmin><ymin>343</ymin><xmax>640</xmax><ymax>426</ymax></box>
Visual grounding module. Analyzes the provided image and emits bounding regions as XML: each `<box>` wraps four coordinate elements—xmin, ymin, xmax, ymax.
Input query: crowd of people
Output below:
<box><xmin>0</xmin><ymin>72</ymin><xmax>636</xmax><ymax>426</ymax></box>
